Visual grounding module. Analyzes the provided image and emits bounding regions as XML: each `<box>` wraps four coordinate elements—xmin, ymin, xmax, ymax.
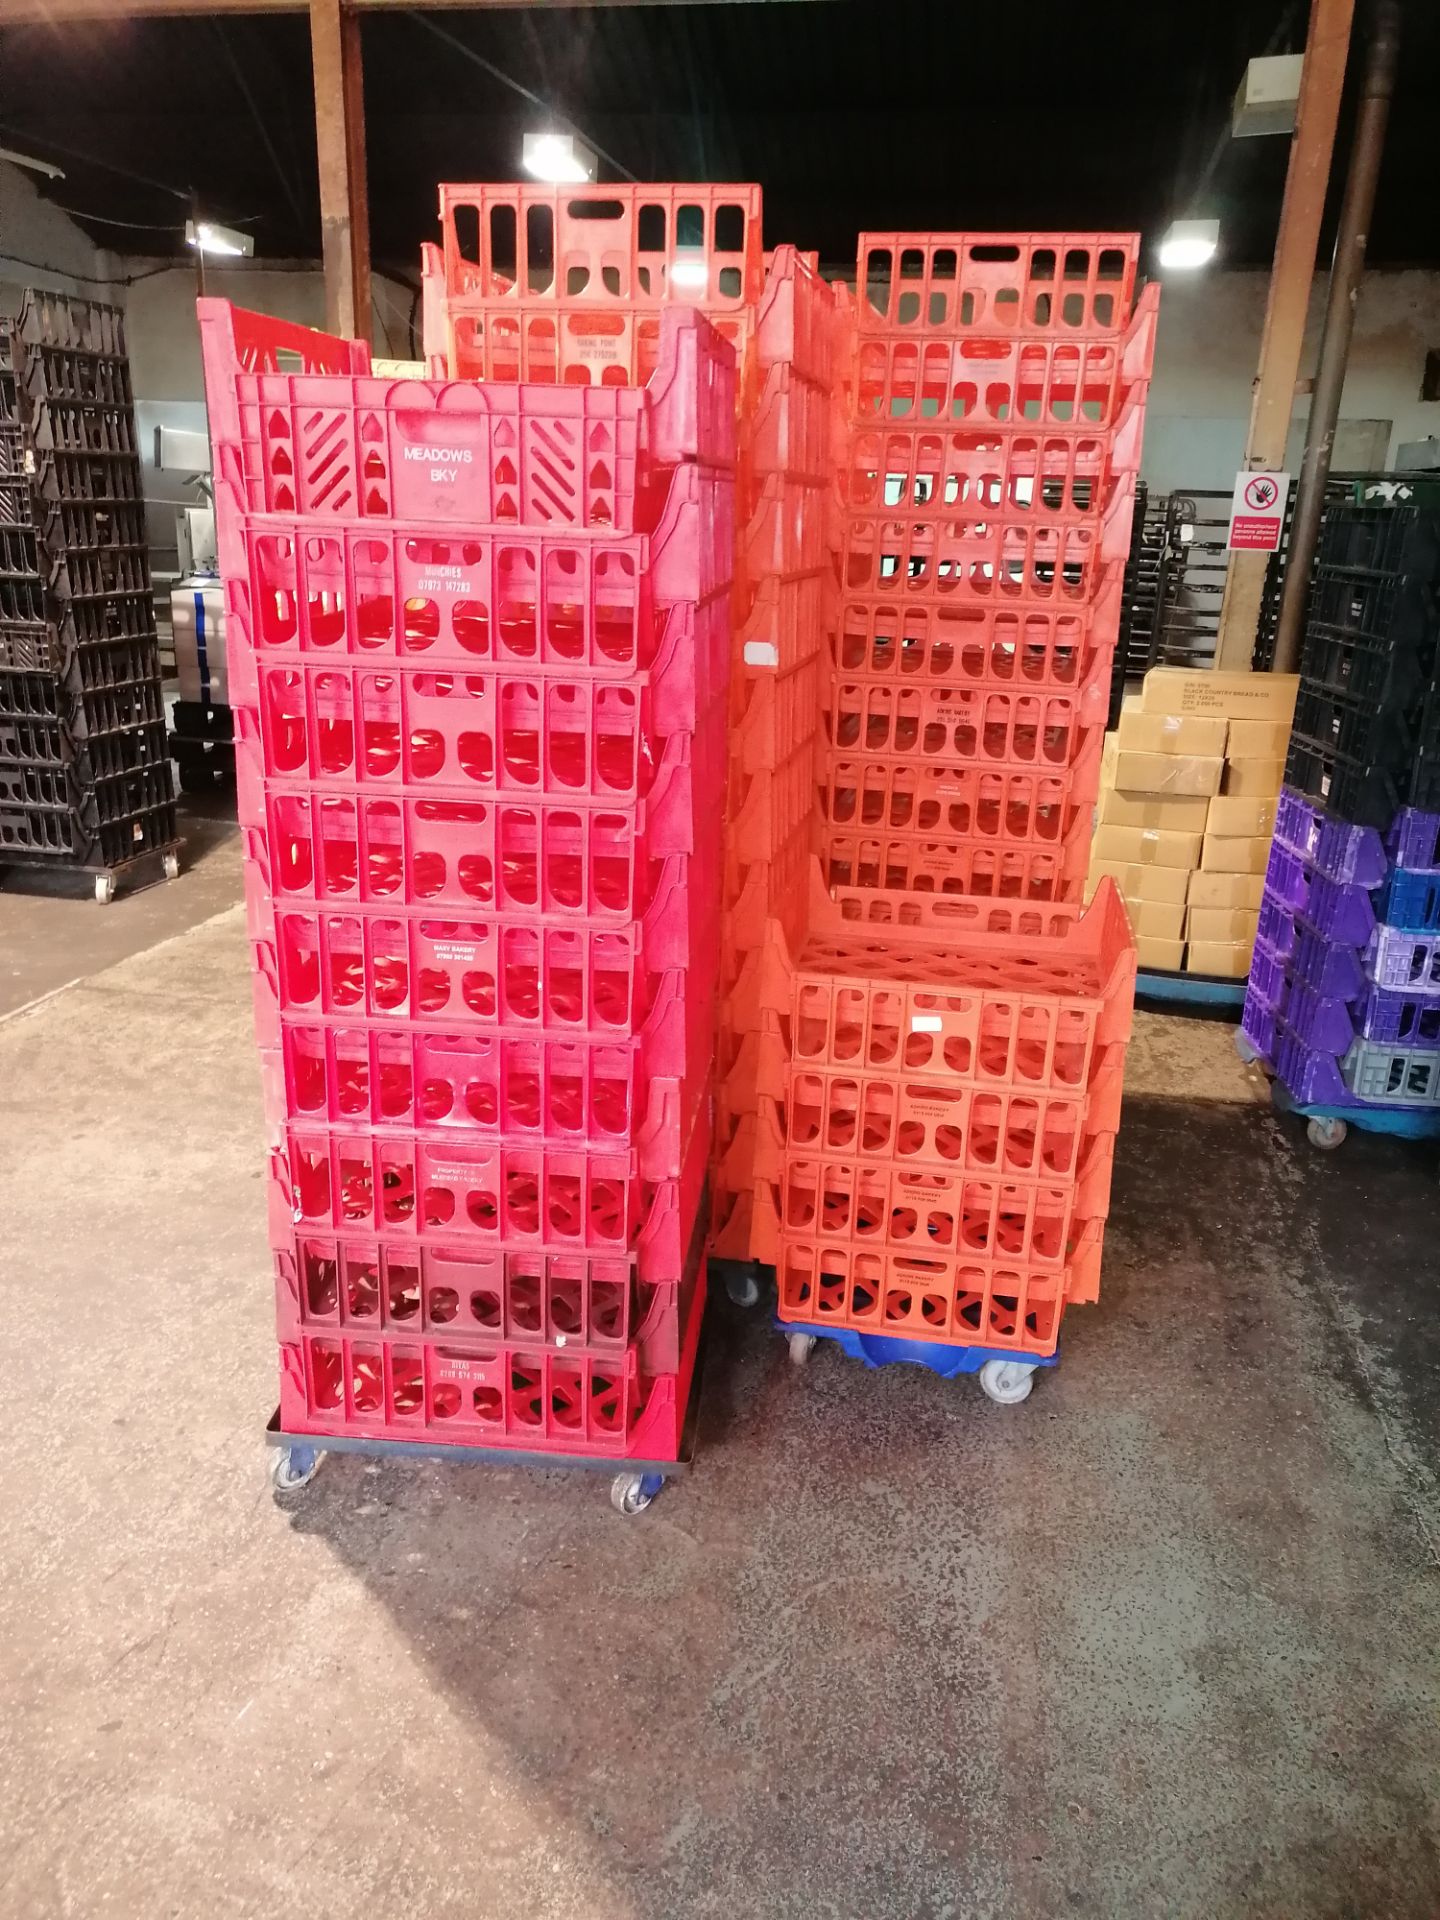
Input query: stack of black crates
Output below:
<box><xmin>0</xmin><ymin>291</ymin><xmax>176</xmax><ymax>896</ymax></box>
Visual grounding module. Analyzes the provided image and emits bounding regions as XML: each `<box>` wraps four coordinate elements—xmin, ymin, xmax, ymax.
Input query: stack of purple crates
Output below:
<box><xmin>1241</xmin><ymin>499</ymin><xmax>1440</xmax><ymax>1113</ymax></box>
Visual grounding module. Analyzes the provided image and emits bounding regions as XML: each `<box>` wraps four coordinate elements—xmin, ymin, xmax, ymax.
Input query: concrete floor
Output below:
<box><xmin>1</xmin><ymin>818</ymin><xmax>1438</xmax><ymax>1919</ymax></box>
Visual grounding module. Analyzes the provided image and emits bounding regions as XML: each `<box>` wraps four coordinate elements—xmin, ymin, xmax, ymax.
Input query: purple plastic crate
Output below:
<box><xmin>1304</xmin><ymin>871</ymin><xmax>1377</xmax><ymax>946</ymax></box>
<box><xmin>1273</xmin><ymin>788</ymin><xmax>1322</xmax><ymax>860</ymax></box>
<box><xmin>1240</xmin><ymin>985</ymin><xmax>1279</xmax><ymax>1066</ymax></box>
<box><xmin>1367</xmin><ymin>925</ymin><xmax>1440</xmax><ymax>992</ymax></box>
<box><xmin>1280</xmin><ymin>978</ymin><xmax>1439</xmax><ymax>1056</ymax></box>
<box><xmin>1274</xmin><ymin>1019</ymin><xmax>1353</xmax><ymax>1107</ymax></box>
<box><xmin>1256</xmin><ymin>890</ymin><xmax>1298</xmax><ymax>958</ymax></box>
<box><xmin>1386</xmin><ymin>808</ymin><xmax>1440</xmax><ymax>873</ymax></box>
<box><xmin>1247</xmin><ymin>936</ymin><xmax>1287</xmax><ymax>1010</ymax></box>
<box><xmin>1290</xmin><ymin>923</ymin><xmax>1367</xmax><ymax>999</ymax></box>
<box><xmin>1311</xmin><ymin>814</ymin><xmax>1387</xmax><ymax>888</ymax></box>
<box><xmin>1284</xmin><ymin>980</ymin><xmax>1357</xmax><ymax>1056</ymax></box>
<box><xmin>1264</xmin><ymin>838</ymin><xmax>1312</xmax><ymax>912</ymax></box>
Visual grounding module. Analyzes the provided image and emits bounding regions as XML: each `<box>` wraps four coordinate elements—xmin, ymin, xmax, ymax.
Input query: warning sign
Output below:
<box><xmin>1227</xmin><ymin>470</ymin><xmax>1290</xmax><ymax>552</ymax></box>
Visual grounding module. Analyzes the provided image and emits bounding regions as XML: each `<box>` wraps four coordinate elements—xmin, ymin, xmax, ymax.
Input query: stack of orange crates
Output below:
<box><xmin>710</xmin><ymin>248</ymin><xmax>851</xmax><ymax>1269</ymax></box>
<box><xmin>724</xmin><ymin>234</ymin><xmax>1159</xmax><ymax>1395</ymax></box>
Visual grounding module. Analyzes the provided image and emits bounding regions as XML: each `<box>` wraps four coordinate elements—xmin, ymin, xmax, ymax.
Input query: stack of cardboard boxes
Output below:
<box><xmin>1089</xmin><ymin>667</ymin><xmax>1300</xmax><ymax>977</ymax></box>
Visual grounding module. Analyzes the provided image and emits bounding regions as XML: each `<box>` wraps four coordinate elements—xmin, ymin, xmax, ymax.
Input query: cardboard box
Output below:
<box><xmin>1136</xmin><ymin>935</ymin><xmax>1186</xmax><ymax>972</ymax></box>
<box><xmin>1129</xmin><ymin>899</ymin><xmax>1186</xmax><ymax>940</ymax></box>
<box><xmin>1089</xmin><ymin>860</ymin><xmax>1192</xmax><ymax>906</ymax></box>
<box><xmin>1200</xmin><ymin>832</ymin><xmax>1272</xmax><ymax>875</ymax></box>
<box><xmin>1112</xmin><ymin>751</ymin><xmax>1224</xmax><ymax>798</ymax></box>
<box><xmin>1206</xmin><ymin>794</ymin><xmax>1279</xmax><ymax>838</ymax></box>
<box><xmin>1187</xmin><ymin>870</ymin><xmax>1266</xmax><ymax>910</ymax></box>
<box><xmin>1141</xmin><ymin>668</ymin><xmax>1300</xmax><ymax>722</ymax></box>
<box><xmin>1186</xmin><ymin>906</ymin><xmax>1260</xmax><ymax>944</ymax></box>
<box><xmin>1185</xmin><ymin>939</ymin><xmax>1255</xmax><ymax>979</ymax></box>
<box><xmin>1098</xmin><ymin>787</ymin><xmax>1212</xmax><ymax>832</ymax></box>
<box><xmin>1116</xmin><ymin>710</ymin><xmax>1229</xmax><ymax>757</ymax></box>
<box><xmin>1092</xmin><ymin>824</ymin><xmax>1205</xmax><ymax>869</ymax></box>
<box><xmin>1227</xmin><ymin>718</ymin><xmax>1293</xmax><ymax>759</ymax></box>
<box><xmin>1222</xmin><ymin>756</ymin><xmax>1286</xmax><ymax>798</ymax></box>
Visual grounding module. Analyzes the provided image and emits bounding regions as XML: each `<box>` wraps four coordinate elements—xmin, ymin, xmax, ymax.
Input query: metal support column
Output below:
<box><xmin>309</xmin><ymin>0</ymin><xmax>371</xmax><ymax>342</ymax></box>
<box><xmin>1272</xmin><ymin>0</ymin><xmax>1401</xmax><ymax>675</ymax></box>
<box><xmin>1213</xmin><ymin>0</ymin><xmax>1354</xmax><ymax>670</ymax></box>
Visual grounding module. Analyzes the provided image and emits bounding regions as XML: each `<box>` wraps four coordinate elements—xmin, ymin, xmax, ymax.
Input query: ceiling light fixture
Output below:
<box><xmin>185</xmin><ymin>219</ymin><xmax>253</xmax><ymax>259</ymax></box>
<box><xmin>522</xmin><ymin>132</ymin><xmax>597</xmax><ymax>185</ymax></box>
<box><xmin>1157</xmin><ymin>219</ymin><xmax>1220</xmax><ymax>270</ymax></box>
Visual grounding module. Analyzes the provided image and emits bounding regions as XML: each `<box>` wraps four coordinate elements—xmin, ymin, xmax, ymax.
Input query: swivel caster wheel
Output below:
<box><xmin>94</xmin><ymin>873</ymin><xmax>116</xmax><ymax>905</ymax></box>
<box><xmin>724</xmin><ymin>1267</ymin><xmax>761</xmax><ymax>1309</ymax></box>
<box><xmin>787</xmin><ymin>1332</ymin><xmax>818</xmax><ymax>1368</ymax></box>
<box><xmin>163</xmin><ymin>851</ymin><xmax>181</xmax><ymax>882</ymax></box>
<box><xmin>270</xmin><ymin>1443</ymin><xmax>324</xmax><ymax>1495</ymax></box>
<box><xmin>610</xmin><ymin>1470</ymin><xmax>664</xmax><ymax>1516</ymax></box>
<box><xmin>1307</xmin><ymin>1115</ymin><xmax>1347</xmax><ymax>1152</ymax></box>
<box><xmin>978</xmin><ymin>1358</ymin><xmax>1037</xmax><ymax>1405</ymax></box>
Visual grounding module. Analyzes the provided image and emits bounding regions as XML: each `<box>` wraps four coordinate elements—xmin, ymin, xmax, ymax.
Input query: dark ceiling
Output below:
<box><xmin>3</xmin><ymin>0</ymin><xmax>1440</xmax><ymax>286</ymax></box>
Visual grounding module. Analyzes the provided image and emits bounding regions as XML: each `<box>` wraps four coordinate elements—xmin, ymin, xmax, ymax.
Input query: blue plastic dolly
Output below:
<box><xmin>1268</xmin><ymin>1078</ymin><xmax>1440</xmax><ymax>1152</ymax></box>
<box><xmin>1136</xmin><ymin>968</ymin><xmax>1248</xmax><ymax>1011</ymax></box>
<box><xmin>777</xmin><ymin>1321</ymin><xmax>1060</xmax><ymax>1404</ymax></box>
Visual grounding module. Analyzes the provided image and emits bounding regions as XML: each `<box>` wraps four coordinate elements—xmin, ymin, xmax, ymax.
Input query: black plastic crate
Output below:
<box><xmin>1315</xmin><ymin>502</ymin><xmax>1440</xmax><ymax>581</ymax></box>
<box><xmin>42</xmin><ymin>497</ymin><xmax>148</xmax><ymax>555</ymax></box>
<box><xmin>26</xmin><ymin>398</ymin><xmax>138</xmax><ymax>459</ymax></box>
<box><xmin>19</xmin><ymin>344</ymin><xmax>133</xmax><ymax>411</ymax></box>
<box><xmin>1304</xmin><ymin>565</ymin><xmax>1440</xmax><ymax>673</ymax></box>
<box><xmin>0</xmin><ymin>712</ymin><xmax>169</xmax><ymax>780</ymax></box>
<box><xmin>31</xmin><ymin>447</ymin><xmax>144</xmax><ymax>507</ymax></box>
<box><xmin>49</xmin><ymin>543</ymin><xmax>150</xmax><ymax>601</ymax></box>
<box><xmin>0</xmin><ymin>656</ymin><xmax>165</xmax><ymax>733</ymax></box>
<box><xmin>0</xmin><ymin>420</ymin><xmax>32</xmax><ymax>481</ymax></box>
<box><xmin>0</xmin><ymin>475</ymin><xmax>39</xmax><ymax>531</ymax></box>
<box><xmin>56</xmin><ymin>589</ymin><xmax>156</xmax><ymax>647</ymax></box>
<box><xmin>16</xmin><ymin>289</ymin><xmax>127</xmax><ymax>359</ymax></box>
<box><xmin>0</xmin><ymin>789</ymin><xmax>177</xmax><ymax>867</ymax></box>
<box><xmin>0</xmin><ymin>526</ymin><xmax>39</xmax><ymax>575</ymax></box>
<box><xmin>0</xmin><ymin>574</ymin><xmax>45</xmax><ymax>624</ymax></box>
<box><xmin>0</xmin><ymin>619</ymin><xmax>58</xmax><ymax>673</ymax></box>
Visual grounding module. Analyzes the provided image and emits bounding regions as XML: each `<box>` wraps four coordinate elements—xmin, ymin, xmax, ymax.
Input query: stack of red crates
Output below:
<box><xmin>200</xmin><ymin>281</ymin><xmax>737</xmax><ymax>1465</ymax></box>
<box><xmin>725</xmin><ymin>234</ymin><xmax>1158</xmax><ymax>1374</ymax></box>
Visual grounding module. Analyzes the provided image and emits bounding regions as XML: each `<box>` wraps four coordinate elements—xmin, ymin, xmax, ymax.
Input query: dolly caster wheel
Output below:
<box><xmin>725</xmin><ymin>1268</ymin><xmax>761</xmax><ymax>1309</ymax></box>
<box><xmin>787</xmin><ymin>1332</ymin><xmax>818</xmax><ymax>1368</ymax></box>
<box><xmin>270</xmin><ymin>1443</ymin><xmax>323</xmax><ymax>1495</ymax></box>
<box><xmin>610</xmin><ymin>1470</ymin><xmax>664</xmax><ymax>1516</ymax></box>
<box><xmin>1307</xmin><ymin>1115</ymin><xmax>1348</xmax><ymax>1151</ymax></box>
<box><xmin>163</xmin><ymin>851</ymin><xmax>180</xmax><ymax>881</ymax></box>
<box><xmin>978</xmin><ymin>1359</ymin><xmax>1037</xmax><ymax>1405</ymax></box>
<box><xmin>94</xmin><ymin>873</ymin><xmax>116</xmax><ymax>904</ymax></box>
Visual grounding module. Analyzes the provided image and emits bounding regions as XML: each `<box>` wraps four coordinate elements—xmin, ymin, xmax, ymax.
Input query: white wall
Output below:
<box><xmin>1144</xmin><ymin>267</ymin><xmax>1440</xmax><ymax>495</ymax></box>
<box><xmin>0</xmin><ymin>158</ymin><xmax>117</xmax><ymax>311</ymax></box>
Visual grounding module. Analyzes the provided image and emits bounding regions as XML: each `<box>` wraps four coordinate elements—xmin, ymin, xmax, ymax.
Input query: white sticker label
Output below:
<box><xmin>910</xmin><ymin>1014</ymin><xmax>943</xmax><ymax>1032</ymax></box>
<box><xmin>743</xmin><ymin>641</ymin><xmax>779</xmax><ymax>668</ymax></box>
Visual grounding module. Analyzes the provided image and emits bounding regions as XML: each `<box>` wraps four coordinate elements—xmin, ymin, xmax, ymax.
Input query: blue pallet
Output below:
<box><xmin>1271</xmin><ymin>1079</ymin><xmax>1440</xmax><ymax>1140</ymax></box>
<box><xmin>777</xmin><ymin>1321</ymin><xmax>1060</xmax><ymax>1376</ymax></box>
<box><xmin>1135</xmin><ymin>968</ymin><xmax>1247</xmax><ymax>1009</ymax></box>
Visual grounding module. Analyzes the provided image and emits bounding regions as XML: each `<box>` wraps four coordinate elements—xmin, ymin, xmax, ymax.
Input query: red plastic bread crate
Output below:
<box><xmin>426</xmin><ymin>184</ymin><xmax>762</xmax><ymax>392</ymax></box>
<box><xmin>841</xmin><ymin>418</ymin><xmax>1143</xmax><ymax>516</ymax></box>
<box><xmin>852</xmin><ymin>306</ymin><xmax>1156</xmax><ymax>434</ymax></box>
<box><xmin>823</xmin><ymin>679</ymin><xmax>1104</xmax><ymax>771</ymax></box>
<box><xmin>820</xmin><ymin>829</ymin><xmax>1087</xmax><ymax>902</ymax></box>
<box><xmin>274</xmin><ymin>1233</ymin><xmax>697</xmax><ymax>1370</ymax></box>
<box><xmin>276</xmin><ymin>1257</ymin><xmax>704</xmax><ymax>1456</ymax></box>
<box><xmin>226</xmin><ymin>515</ymin><xmax>732</xmax><ymax>702</ymax></box>
<box><xmin>247</xmin><ymin>877</ymin><xmax>719</xmax><ymax>1041</ymax></box>
<box><xmin>856</xmin><ymin>234</ymin><xmax>1142</xmax><ymax>338</ymax></box>
<box><xmin>200</xmin><ymin>297</ymin><xmax>737</xmax><ymax>533</ymax></box>
<box><xmin>730</xmin><ymin>656</ymin><xmax>820</xmax><ymax>772</ymax></box>
<box><xmin>268</xmin><ymin>1092</ymin><xmax>710</xmax><ymax>1282</ymax></box>
<box><xmin>819</xmin><ymin>745</ymin><xmax>1102</xmax><ymax>846</ymax></box>
<box><xmin>829</xmin><ymin>586</ymin><xmax>1119</xmax><ymax>710</ymax></box>
<box><xmin>776</xmin><ymin>1150</ymin><xmax>1114</xmax><ymax>1268</ymax></box>
<box><xmin>784</xmin><ymin>1046</ymin><xmax>1125</xmax><ymax>1175</ymax></box>
<box><xmin>727</xmin><ymin>745</ymin><xmax>816</xmax><ymax>864</ymax></box>
<box><xmin>839</xmin><ymin>487</ymin><xmax>1133</xmax><ymax>603</ymax></box>
<box><xmin>774</xmin><ymin>1237</ymin><xmax>1082</xmax><ymax>1355</ymax></box>
<box><xmin>231</xmin><ymin>663</ymin><xmax>720</xmax><ymax>848</ymax></box>
<box><xmin>736</xmin><ymin>568</ymin><xmax>838</xmax><ymax>675</ymax></box>
<box><xmin>746</xmin><ymin>363</ymin><xmax>843</xmax><ymax>484</ymax></box>
<box><xmin>743</xmin><ymin>473</ymin><xmax>841</xmax><ymax>584</ymax></box>
<box><xmin>260</xmin><ymin>1025</ymin><xmax>705</xmax><ymax>1180</ymax></box>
